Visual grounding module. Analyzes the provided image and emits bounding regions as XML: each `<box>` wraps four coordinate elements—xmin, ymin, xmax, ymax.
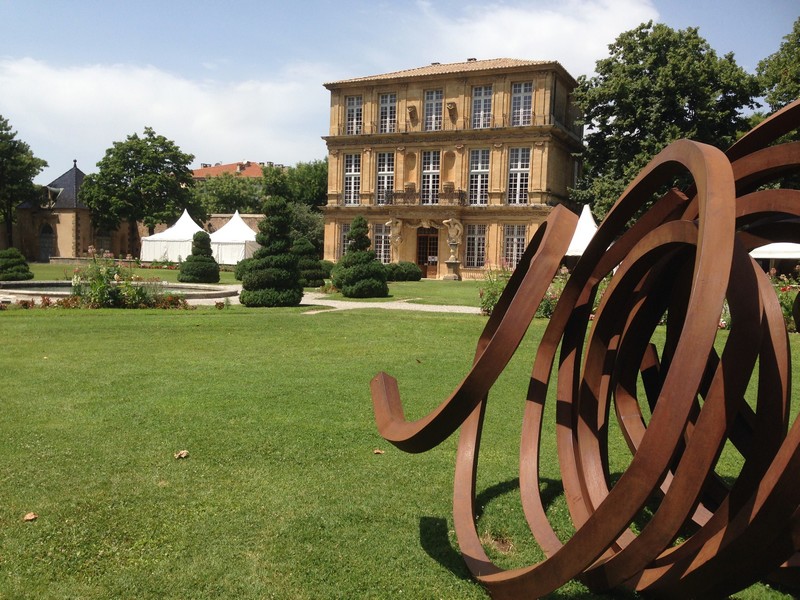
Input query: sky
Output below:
<box><xmin>0</xmin><ymin>0</ymin><xmax>796</xmax><ymax>184</ymax></box>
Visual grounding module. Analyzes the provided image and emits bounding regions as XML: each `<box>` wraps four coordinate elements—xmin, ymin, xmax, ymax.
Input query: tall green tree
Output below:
<box><xmin>287</xmin><ymin>201</ymin><xmax>324</xmax><ymax>255</ymax></box>
<box><xmin>79</xmin><ymin>127</ymin><xmax>202</xmax><ymax>236</ymax></box>
<box><xmin>193</xmin><ymin>172</ymin><xmax>265</xmax><ymax>214</ymax></box>
<box><xmin>758</xmin><ymin>17</ymin><xmax>800</xmax><ymax>112</ymax></box>
<box><xmin>263</xmin><ymin>163</ymin><xmax>289</xmax><ymax>199</ymax></box>
<box><xmin>0</xmin><ymin>115</ymin><xmax>47</xmax><ymax>247</ymax></box>
<box><xmin>286</xmin><ymin>159</ymin><xmax>328</xmax><ymax>208</ymax></box>
<box><xmin>573</xmin><ymin>21</ymin><xmax>759</xmax><ymax>217</ymax></box>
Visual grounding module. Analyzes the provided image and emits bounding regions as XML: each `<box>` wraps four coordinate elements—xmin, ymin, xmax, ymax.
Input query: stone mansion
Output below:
<box><xmin>321</xmin><ymin>58</ymin><xmax>583</xmax><ymax>279</ymax></box>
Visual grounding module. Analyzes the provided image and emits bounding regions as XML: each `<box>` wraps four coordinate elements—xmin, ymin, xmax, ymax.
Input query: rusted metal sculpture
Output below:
<box><xmin>372</xmin><ymin>99</ymin><xmax>800</xmax><ymax>598</ymax></box>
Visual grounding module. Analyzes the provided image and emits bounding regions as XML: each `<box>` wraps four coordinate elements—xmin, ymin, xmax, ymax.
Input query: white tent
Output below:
<box><xmin>565</xmin><ymin>204</ymin><xmax>599</xmax><ymax>256</ymax></box>
<box><xmin>750</xmin><ymin>242</ymin><xmax>800</xmax><ymax>260</ymax></box>
<box><xmin>140</xmin><ymin>209</ymin><xmax>203</xmax><ymax>263</ymax></box>
<box><xmin>209</xmin><ymin>211</ymin><xmax>260</xmax><ymax>265</ymax></box>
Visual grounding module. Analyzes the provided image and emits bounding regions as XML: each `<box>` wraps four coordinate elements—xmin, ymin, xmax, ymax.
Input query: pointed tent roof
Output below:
<box><xmin>144</xmin><ymin>209</ymin><xmax>203</xmax><ymax>241</ymax></box>
<box><xmin>565</xmin><ymin>204</ymin><xmax>599</xmax><ymax>256</ymax></box>
<box><xmin>209</xmin><ymin>210</ymin><xmax>257</xmax><ymax>243</ymax></box>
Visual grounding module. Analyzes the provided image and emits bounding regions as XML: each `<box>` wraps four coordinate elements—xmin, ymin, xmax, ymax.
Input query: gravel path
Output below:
<box><xmin>298</xmin><ymin>291</ymin><xmax>481</xmax><ymax>315</ymax></box>
<box><xmin>191</xmin><ymin>287</ymin><xmax>481</xmax><ymax>314</ymax></box>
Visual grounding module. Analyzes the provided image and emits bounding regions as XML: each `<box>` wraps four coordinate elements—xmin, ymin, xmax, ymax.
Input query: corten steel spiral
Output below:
<box><xmin>372</xmin><ymin>99</ymin><xmax>800</xmax><ymax>598</ymax></box>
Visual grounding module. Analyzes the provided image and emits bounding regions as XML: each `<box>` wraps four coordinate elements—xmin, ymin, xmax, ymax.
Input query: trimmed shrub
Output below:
<box><xmin>385</xmin><ymin>261</ymin><xmax>422</xmax><ymax>282</ymax></box>
<box><xmin>330</xmin><ymin>216</ymin><xmax>388</xmax><ymax>298</ymax></box>
<box><xmin>234</xmin><ymin>257</ymin><xmax>256</xmax><ymax>281</ymax></box>
<box><xmin>320</xmin><ymin>260</ymin><xmax>334</xmax><ymax>278</ymax></box>
<box><xmin>292</xmin><ymin>236</ymin><xmax>326</xmax><ymax>288</ymax></box>
<box><xmin>178</xmin><ymin>231</ymin><xmax>220</xmax><ymax>283</ymax></box>
<box><xmin>0</xmin><ymin>247</ymin><xmax>34</xmax><ymax>281</ymax></box>
<box><xmin>239</xmin><ymin>197</ymin><xmax>303</xmax><ymax>307</ymax></box>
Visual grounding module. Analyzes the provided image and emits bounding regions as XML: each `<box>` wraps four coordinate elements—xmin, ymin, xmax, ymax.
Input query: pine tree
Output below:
<box><xmin>239</xmin><ymin>197</ymin><xmax>303</xmax><ymax>307</ymax></box>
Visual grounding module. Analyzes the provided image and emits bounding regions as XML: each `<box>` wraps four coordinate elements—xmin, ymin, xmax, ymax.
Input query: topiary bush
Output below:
<box><xmin>239</xmin><ymin>197</ymin><xmax>303</xmax><ymax>307</ymax></box>
<box><xmin>320</xmin><ymin>260</ymin><xmax>334</xmax><ymax>278</ymax></box>
<box><xmin>234</xmin><ymin>257</ymin><xmax>256</xmax><ymax>281</ymax></box>
<box><xmin>385</xmin><ymin>261</ymin><xmax>422</xmax><ymax>282</ymax></box>
<box><xmin>330</xmin><ymin>216</ymin><xmax>388</xmax><ymax>298</ymax></box>
<box><xmin>292</xmin><ymin>236</ymin><xmax>326</xmax><ymax>288</ymax></box>
<box><xmin>0</xmin><ymin>247</ymin><xmax>34</xmax><ymax>281</ymax></box>
<box><xmin>178</xmin><ymin>231</ymin><xmax>220</xmax><ymax>283</ymax></box>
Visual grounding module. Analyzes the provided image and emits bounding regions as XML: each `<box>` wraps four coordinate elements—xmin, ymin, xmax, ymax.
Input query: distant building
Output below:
<box><xmin>322</xmin><ymin>58</ymin><xmax>583</xmax><ymax>279</ymax></box>
<box><xmin>192</xmin><ymin>160</ymin><xmax>275</xmax><ymax>180</ymax></box>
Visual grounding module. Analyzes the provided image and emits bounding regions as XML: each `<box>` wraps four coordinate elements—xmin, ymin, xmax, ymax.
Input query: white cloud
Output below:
<box><xmin>411</xmin><ymin>0</ymin><xmax>659</xmax><ymax>77</ymax></box>
<box><xmin>0</xmin><ymin>0</ymin><xmax>659</xmax><ymax>184</ymax></box>
<box><xmin>0</xmin><ymin>57</ymin><xmax>329</xmax><ymax>183</ymax></box>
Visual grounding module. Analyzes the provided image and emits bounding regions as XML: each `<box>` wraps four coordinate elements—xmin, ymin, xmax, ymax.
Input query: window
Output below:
<box><xmin>465</xmin><ymin>224</ymin><xmax>486</xmax><ymax>268</ymax></box>
<box><xmin>504</xmin><ymin>224</ymin><xmax>527</xmax><ymax>269</ymax></box>
<box><xmin>373</xmin><ymin>223</ymin><xmax>391</xmax><ymax>264</ymax></box>
<box><xmin>424</xmin><ymin>90</ymin><xmax>443</xmax><ymax>131</ymax></box>
<box><xmin>511</xmin><ymin>82</ymin><xmax>533</xmax><ymax>126</ymax></box>
<box><xmin>421</xmin><ymin>150</ymin><xmax>440</xmax><ymax>205</ymax></box>
<box><xmin>472</xmin><ymin>85</ymin><xmax>492</xmax><ymax>129</ymax></box>
<box><xmin>338</xmin><ymin>223</ymin><xmax>351</xmax><ymax>259</ymax></box>
<box><xmin>345</xmin><ymin>96</ymin><xmax>362</xmax><ymax>135</ymax></box>
<box><xmin>343</xmin><ymin>154</ymin><xmax>361</xmax><ymax>205</ymax></box>
<box><xmin>507</xmin><ymin>147</ymin><xmax>530</xmax><ymax>204</ymax></box>
<box><xmin>376</xmin><ymin>152</ymin><xmax>394</xmax><ymax>205</ymax></box>
<box><xmin>379</xmin><ymin>93</ymin><xmax>397</xmax><ymax>133</ymax></box>
<box><xmin>469</xmin><ymin>149</ymin><xmax>490</xmax><ymax>205</ymax></box>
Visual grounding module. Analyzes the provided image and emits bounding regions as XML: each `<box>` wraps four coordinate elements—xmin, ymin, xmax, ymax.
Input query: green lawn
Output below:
<box><xmin>319</xmin><ymin>279</ymin><xmax>484</xmax><ymax>307</ymax></box>
<box><xmin>0</xmin><ymin>302</ymin><xmax>793</xmax><ymax>599</ymax></box>
<box><xmin>28</xmin><ymin>262</ymin><xmax>240</xmax><ymax>285</ymax></box>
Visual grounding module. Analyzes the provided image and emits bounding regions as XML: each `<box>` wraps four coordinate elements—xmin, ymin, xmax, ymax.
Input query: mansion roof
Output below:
<box><xmin>324</xmin><ymin>58</ymin><xmax>574</xmax><ymax>87</ymax></box>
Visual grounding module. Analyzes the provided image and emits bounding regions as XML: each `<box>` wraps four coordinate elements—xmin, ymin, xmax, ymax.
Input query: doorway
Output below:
<box><xmin>416</xmin><ymin>227</ymin><xmax>439</xmax><ymax>278</ymax></box>
<box><xmin>39</xmin><ymin>224</ymin><xmax>54</xmax><ymax>262</ymax></box>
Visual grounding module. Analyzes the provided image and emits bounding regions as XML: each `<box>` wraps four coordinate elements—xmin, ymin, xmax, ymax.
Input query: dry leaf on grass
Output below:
<box><xmin>23</xmin><ymin>512</ymin><xmax>38</xmax><ymax>522</ymax></box>
<box><xmin>174</xmin><ymin>450</ymin><xmax>189</xmax><ymax>459</ymax></box>
<box><xmin>373</xmin><ymin>449</ymin><xmax>385</xmax><ymax>455</ymax></box>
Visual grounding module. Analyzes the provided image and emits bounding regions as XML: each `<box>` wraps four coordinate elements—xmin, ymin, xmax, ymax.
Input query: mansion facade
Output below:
<box><xmin>322</xmin><ymin>58</ymin><xmax>583</xmax><ymax>279</ymax></box>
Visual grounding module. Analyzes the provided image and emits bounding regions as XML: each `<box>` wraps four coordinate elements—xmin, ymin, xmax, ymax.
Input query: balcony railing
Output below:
<box><xmin>332</xmin><ymin>111</ymin><xmax>582</xmax><ymax>137</ymax></box>
<box><xmin>375</xmin><ymin>189</ymin><xmax>468</xmax><ymax>206</ymax></box>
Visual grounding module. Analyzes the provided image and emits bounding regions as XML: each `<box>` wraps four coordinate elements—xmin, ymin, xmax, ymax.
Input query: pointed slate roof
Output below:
<box><xmin>17</xmin><ymin>160</ymin><xmax>87</xmax><ymax>210</ymax></box>
<box><xmin>46</xmin><ymin>160</ymin><xmax>87</xmax><ymax>209</ymax></box>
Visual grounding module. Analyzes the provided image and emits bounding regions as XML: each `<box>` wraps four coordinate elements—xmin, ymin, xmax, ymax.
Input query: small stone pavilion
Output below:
<box><xmin>15</xmin><ymin>161</ymin><xmax>138</xmax><ymax>262</ymax></box>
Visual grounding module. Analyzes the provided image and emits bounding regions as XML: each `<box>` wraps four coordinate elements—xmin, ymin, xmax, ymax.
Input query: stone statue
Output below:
<box><xmin>443</xmin><ymin>218</ymin><xmax>463</xmax><ymax>244</ymax></box>
<box><xmin>442</xmin><ymin>218</ymin><xmax>463</xmax><ymax>262</ymax></box>
<box><xmin>386</xmin><ymin>218</ymin><xmax>403</xmax><ymax>246</ymax></box>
